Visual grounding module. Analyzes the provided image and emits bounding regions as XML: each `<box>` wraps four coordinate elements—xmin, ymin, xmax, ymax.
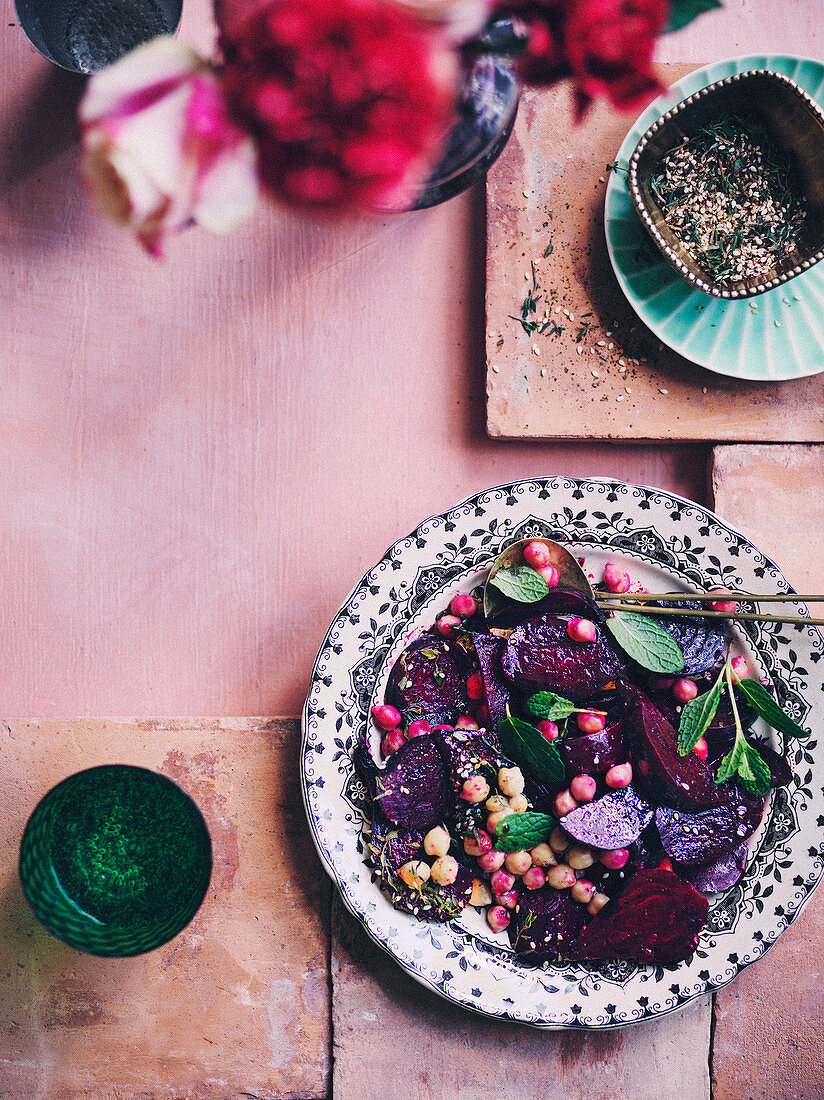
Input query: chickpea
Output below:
<box><xmin>498</xmin><ymin>766</ymin><xmax>525</xmax><ymax>797</ymax></box>
<box><xmin>549</xmin><ymin>826</ymin><xmax>571</xmax><ymax>854</ymax></box>
<box><xmin>571</xmin><ymin>879</ymin><xmax>595</xmax><ymax>904</ymax></box>
<box><xmin>529</xmin><ymin>842</ymin><xmax>558</xmax><ymax>868</ymax></box>
<box><xmin>423</xmin><ymin>825</ymin><xmax>451</xmax><ymax>858</ymax></box>
<box><xmin>486</xmin><ymin>808</ymin><xmax>513</xmax><ymax>833</ymax></box>
<box><xmin>566</xmin><ymin>844</ymin><xmax>595</xmax><ymax>870</ymax></box>
<box><xmin>485</xmin><ymin>795</ymin><xmax>510</xmax><ymax>813</ymax></box>
<box><xmin>546</xmin><ymin>864</ymin><xmax>576</xmax><ymax>890</ymax></box>
<box><xmin>470</xmin><ymin>878</ymin><xmax>493</xmax><ymax>907</ymax></box>
<box><xmin>460</xmin><ymin>775</ymin><xmax>490</xmax><ymax>803</ymax></box>
<box><xmin>398</xmin><ymin>861</ymin><xmax>431</xmax><ymax>889</ymax></box>
<box><xmin>587</xmin><ymin>891</ymin><xmax>610</xmax><ymax>916</ymax></box>
<box><xmin>509</xmin><ymin>793</ymin><xmax>529</xmax><ymax>813</ymax></box>
<box><xmin>430</xmin><ymin>855</ymin><xmax>459</xmax><ymax>886</ymax></box>
<box><xmin>504</xmin><ymin>849</ymin><xmax>533</xmax><ymax>876</ymax></box>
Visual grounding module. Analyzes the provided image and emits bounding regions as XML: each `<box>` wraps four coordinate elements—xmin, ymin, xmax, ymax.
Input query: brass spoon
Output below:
<box><xmin>483</xmin><ymin>538</ymin><xmax>824</xmax><ymax>629</ymax></box>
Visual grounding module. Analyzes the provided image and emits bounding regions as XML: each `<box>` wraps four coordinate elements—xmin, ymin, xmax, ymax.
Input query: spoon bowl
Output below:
<box><xmin>483</xmin><ymin>538</ymin><xmax>594</xmax><ymax>634</ymax></box>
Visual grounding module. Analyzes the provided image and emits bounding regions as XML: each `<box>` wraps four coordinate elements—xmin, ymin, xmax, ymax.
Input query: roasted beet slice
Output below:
<box><xmin>620</xmin><ymin>681</ymin><xmax>727</xmax><ymax>810</ymax></box>
<box><xmin>385</xmin><ymin>861</ymin><xmax>474</xmax><ymax>922</ymax></box>
<box><xmin>508</xmin><ymin>885</ymin><xmax>590</xmax><ymax>961</ymax></box>
<box><xmin>559</xmin><ymin>719</ymin><xmax>626</xmax><ymax>776</ymax></box>
<box><xmin>560</xmin><ymin>786</ymin><xmax>654</xmax><ymax>849</ymax></box>
<box><xmin>487</xmin><ymin>586</ymin><xmax>599</xmax><ymax>631</ymax></box>
<box><xmin>564</xmin><ymin>868</ymin><xmax>708</xmax><ymax>965</ymax></box>
<box><xmin>649</xmin><ymin>601</ymin><xmax>726</xmax><ymax>675</ymax></box>
<box><xmin>678</xmin><ymin>844</ymin><xmax>748</xmax><ymax>894</ymax></box>
<box><xmin>471</xmin><ymin>634</ymin><xmax>511</xmax><ymax>730</ymax></box>
<box><xmin>706</xmin><ymin>733</ymin><xmax>793</xmax><ymax>790</ymax></box>
<box><xmin>375</xmin><ymin>734</ymin><xmax>451</xmax><ymax>830</ymax></box>
<box><xmin>385</xmin><ymin>632</ymin><xmax>469</xmax><ymax>727</ymax></box>
<box><xmin>501</xmin><ymin>613</ymin><xmax>626</xmax><ymax>701</ymax></box>
<box><xmin>654</xmin><ymin>793</ymin><xmax>762</xmax><ymax>865</ymax></box>
<box><xmin>365</xmin><ymin>815</ymin><xmax>424</xmax><ymax>876</ymax></box>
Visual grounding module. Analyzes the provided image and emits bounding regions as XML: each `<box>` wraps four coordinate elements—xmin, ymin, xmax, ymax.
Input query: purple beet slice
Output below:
<box><xmin>678</xmin><ymin>844</ymin><xmax>748</xmax><ymax>894</ymax></box>
<box><xmin>559</xmin><ymin>719</ymin><xmax>627</xmax><ymax>776</ymax></box>
<box><xmin>563</xmin><ymin>868</ymin><xmax>708</xmax><ymax>965</ymax></box>
<box><xmin>385</xmin><ymin>632</ymin><xmax>468</xmax><ymax>727</ymax></box>
<box><xmin>375</xmin><ymin>734</ymin><xmax>451</xmax><ymax>830</ymax></box>
<box><xmin>620</xmin><ymin>680</ymin><xmax>727</xmax><ymax>810</ymax></box>
<box><xmin>508</xmin><ymin>885</ymin><xmax>590</xmax><ymax>961</ymax></box>
<box><xmin>471</xmin><ymin>634</ymin><xmax>511</xmax><ymax>730</ymax></box>
<box><xmin>487</xmin><ymin>586</ymin><xmax>599</xmax><ymax>631</ymax></box>
<box><xmin>366</xmin><ymin>815</ymin><xmax>424</xmax><ymax>877</ymax></box>
<box><xmin>501</xmin><ymin>612</ymin><xmax>626</xmax><ymax>701</ymax></box>
<box><xmin>386</xmin><ymin>861</ymin><xmax>474</xmax><ymax>922</ymax></box>
<box><xmin>560</xmin><ymin>786</ymin><xmax>654</xmax><ymax>849</ymax></box>
<box><xmin>654</xmin><ymin>796</ymin><xmax>761</xmax><ymax>866</ymax></box>
<box><xmin>649</xmin><ymin>601</ymin><xmax>726</xmax><ymax>675</ymax></box>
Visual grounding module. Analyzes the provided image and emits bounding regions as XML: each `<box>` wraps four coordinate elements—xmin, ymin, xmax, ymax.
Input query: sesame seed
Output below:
<box><xmin>592</xmin><ymin>370</ymin><xmax>599</xmax><ymax>378</ymax></box>
<box><xmin>625</xmin><ymin>386</ymin><xmax>632</xmax><ymax>394</ymax></box>
<box><xmin>597</xmin><ymin>340</ymin><xmax>606</xmax><ymax>347</ymax></box>
<box><xmin>659</xmin><ymin>387</ymin><xmax>669</xmax><ymax>394</ymax></box>
<box><xmin>616</xmin><ymin>394</ymin><xmax>624</xmax><ymax>401</ymax></box>
<box><xmin>775</xmin><ymin>320</ymin><xmax>782</xmax><ymax>327</ymax></box>
<box><xmin>540</xmin><ymin>368</ymin><xmax>547</xmax><ymax>377</ymax></box>
<box><xmin>576</xmin><ymin>346</ymin><xmax>583</xmax><ymax>355</ymax></box>
<box><xmin>532</xmin><ymin>344</ymin><xmax>540</xmax><ymax>355</ymax></box>
<box><xmin>618</xmin><ymin>358</ymin><xmax>626</xmax><ymax>366</ymax></box>
<box><xmin>492</xmin><ymin>364</ymin><xmax>500</xmax><ymax>373</ymax></box>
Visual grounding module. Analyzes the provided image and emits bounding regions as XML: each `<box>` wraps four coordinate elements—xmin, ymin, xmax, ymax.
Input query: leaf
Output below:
<box><xmin>736</xmin><ymin>678</ymin><xmax>810</xmax><ymax>740</ymax></box>
<box><xmin>493</xmin><ymin>812</ymin><xmax>555</xmax><ymax>852</ymax></box>
<box><xmin>496</xmin><ymin>713</ymin><xmax>565</xmax><ymax>785</ymax></box>
<box><xmin>715</xmin><ymin>737</ymin><xmax>744</xmax><ymax>784</ymax></box>
<box><xmin>488</xmin><ymin>565</ymin><xmax>549</xmax><ymax>604</ymax></box>
<box><xmin>735</xmin><ymin>743</ymin><xmax>772</xmax><ymax>795</ymax></box>
<box><xmin>605</xmin><ymin>611</ymin><xmax>685</xmax><ymax>674</ymax></box>
<box><xmin>678</xmin><ymin>672</ymin><xmax>724</xmax><ymax>755</ymax></box>
<box><xmin>525</xmin><ymin>691</ymin><xmax>576</xmax><ymax>722</ymax></box>
<box><xmin>666</xmin><ymin>0</ymin><xmax>722</xmax><ymax>33</ymax></box>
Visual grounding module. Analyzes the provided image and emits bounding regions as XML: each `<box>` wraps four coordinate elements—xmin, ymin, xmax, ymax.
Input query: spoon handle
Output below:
<box><xmin>600</xmin><ymin>592</ymin><xmax>824</xmax><ymax>603</ymax></box>
<box><xmin>596</xmin><ymin>602</ymin><xmax>824</xmax><ymax>627</ymax></box>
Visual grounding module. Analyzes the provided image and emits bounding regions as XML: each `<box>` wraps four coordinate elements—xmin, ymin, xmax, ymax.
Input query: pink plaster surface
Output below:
<box><xmin>0</xmin><ymin>0</ymin><xmax>814</xmax><ymax>717</ymax></box>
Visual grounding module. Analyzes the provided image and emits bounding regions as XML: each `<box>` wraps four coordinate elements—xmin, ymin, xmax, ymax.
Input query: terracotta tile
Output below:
<box><xmin>0</xmin><ymin>719</ymin><xmax>330</xmax><ymax>1099</ymax></box>
<box><xmin>332</xmin><ymin>899</ymin><xmax>710</xmax><ymax>1099</ymax></box>
<box><xmin>711</xmin><ymin>445</ymin><xmax>824</xmax><ymax>1099</ymax></box>
<box><xmin>486</xmin><ymin>76</ymin><xmax>824</xmax><ymax>442</ymax></box>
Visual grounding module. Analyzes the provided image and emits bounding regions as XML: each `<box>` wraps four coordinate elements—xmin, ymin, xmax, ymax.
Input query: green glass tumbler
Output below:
<box><xmin>19</xmin><ymin>764</ymin><xmax>212</xmax><ymax>956</ymax></box>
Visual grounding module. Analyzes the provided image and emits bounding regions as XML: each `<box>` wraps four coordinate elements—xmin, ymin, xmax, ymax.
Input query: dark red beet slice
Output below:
<box><xmin>501</xmin><ymin>612</ymin><xmax>626</xmax><ymax>701</ymax></box>
<box><xmin>706</xmin><ymin>733</ymin><xmax>793</xmax><ymax>790</ymax></box>
<box><xmin>564</xmin><ymin>868</ymin><xmax>708</xmax><ymax>965</ymax></box>
<box><xmin>366</xmin><ymin>815</ymin><xmax>424</xmax><ymax>876</ymax></box>
<box><xmin>385</xmin><ymin>632</ymin><xmax>469</xmax><ymax>727</ymax></box>
<box><xmin>648</xmin><ymin>601</ymin><xmax>726</xmax><ymax>675</ymax></box>
<box><xmin>487</xmin><ymin>586</ymin><xmax>599</xmax><ymax>631</ymax></box>
<box><xmin>678</xmin><ymin>843</ymin><xmax>748</xmax><ymax>894</ymax></box>
<box><xmin>508</xmin><ymin>885</ymin><xmax>589</xmax><ymax>961</ymax></box>
<box><xmin>471</xmin><ymin>634</ymin><xmax>511</xmax><ymax>730</ymax></box>
<box><xmin>654</xmin><ymin>792</ymin><xmax>762</xmax><ymax>865</ymax></box>
<box><xmin>620</xmin><ymin>681</ymin><xmax>727</xmax><ymax>810</ymax></box>
<box><xmin>560</xmin><ymin>786</ymin><xmax>654</xmax><ymax>849</ymax></box>
<box><xmin>375</xmin><ymin>734</ymin><xmax>451</xmax><ymax>830</ymax></box>
<box><xmin>560</xmin><ymin>719</ymin><xmax>626</xmax><ymax>775</ymax></box>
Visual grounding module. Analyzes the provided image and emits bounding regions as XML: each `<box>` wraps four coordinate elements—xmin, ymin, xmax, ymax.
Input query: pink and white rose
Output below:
<box><xmin>79</xmin><ymin>35</ymin><xmax>258</xmax><ymax>255</ymax></box>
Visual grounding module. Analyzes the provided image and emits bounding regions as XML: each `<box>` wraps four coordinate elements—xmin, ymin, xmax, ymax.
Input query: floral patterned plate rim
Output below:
<box><xmin>301</xmin><ymin>477</ymin><xmax>824</xmax><ymax>1029</ymax></box>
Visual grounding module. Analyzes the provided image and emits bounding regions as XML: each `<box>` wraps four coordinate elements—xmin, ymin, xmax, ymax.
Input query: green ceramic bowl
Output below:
<box><xmin>606</xmin><ymin>54</ymin><xmax>824</xmax><ymax>380</ymax></box>
<box><xmin>19</xmin><ymin>765</ymin><xmax>212</xmax><ymax>956</ymax></box>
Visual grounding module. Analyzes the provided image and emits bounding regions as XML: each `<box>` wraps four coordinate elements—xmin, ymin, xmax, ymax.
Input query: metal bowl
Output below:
<box><xmin>628</xmin><ymin>69</ymin><xmax>824</xmax><ymax>300</ymax></box>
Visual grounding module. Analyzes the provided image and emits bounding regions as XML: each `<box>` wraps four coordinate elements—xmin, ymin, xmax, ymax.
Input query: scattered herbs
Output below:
<box><xmin>649</xmin><ymin>115</ymin><xmax>807</xmax><ymax>285</ymax></box>
<box><xmin>677</xmin><ymin>665</ymin><xmax>725</xmax><ymax>754</ymax></box>
<box><xmin>605</xmin><ymin>610</ymin><xmax>685</xmax><ymax>674</ymax></box>
<box><xmin>715</xmin><ymin>662</ymin><xmax>771</xmax><ymax>794</ymax></box>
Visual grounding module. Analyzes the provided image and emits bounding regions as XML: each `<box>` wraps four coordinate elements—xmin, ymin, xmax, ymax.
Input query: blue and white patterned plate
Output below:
<box><xmin>302</xmin><ymin>478</ymin><xmax>824</xmax><ymax>1029</ymax></box>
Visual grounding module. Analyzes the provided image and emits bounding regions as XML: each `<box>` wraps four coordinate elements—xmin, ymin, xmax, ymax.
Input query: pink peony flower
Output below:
<box><xmin>218</xmin><ymin>0</ymin><xmax>459</xmax><ymax>213</ymax></box>
<box><xmin>494</xmin><ymin>0</ymin><xmax>666</xmax><ymax>117</ymax></box>
<box><xmin>80</xmin><ymin>36</ymin><xmax>259</xmax><ymax>255</ymax></box>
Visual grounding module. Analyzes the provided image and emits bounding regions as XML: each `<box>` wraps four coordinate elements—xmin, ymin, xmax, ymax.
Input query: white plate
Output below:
<box><xmin>302</xmin><ymin>477</ymin><xmax>824</xmax><ymax>1028</ymax></box>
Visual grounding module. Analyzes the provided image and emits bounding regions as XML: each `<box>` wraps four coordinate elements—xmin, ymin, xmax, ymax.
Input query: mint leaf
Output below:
<box><xmin>735</xmin><ymin>742</ymin><xmax>772</xmax><ymax>795</ymax></box>
<box><xmin>605</xmin><ymin>610</ymin><xmax>685</xmax><ymax>674</ymax></box>
<box><xmin>489</xmin><ymin>565</ymin><xmax>549</xmax><ymax>604</ymax></box>
<box><xmin>493</xmin><ymin>812</ymin><xmax>555</xmax><ymax>852</ymax></box>
<box><xmin>678</xmin><ymin>669</ymin><xmax>724</xmax><ymax>755</ymax></box>
<box><xmin>666</xmin><ymin>0</ymin><xmax>721</xmax><ymax>33</ymax></box>
<box><xmin>736</xmin><ymin>678</ymin><xmax>810</xmax><ymax>740</ymax></box>
<box><xmin>715</xmin><ymin>737</ymin><xmax>744</xmax><ymax>784</ymax></box>
<box><xmin>497</xmin><ymin>713</ymin><xmax>565</xmax><ymax>784</ymax></box>
<box><xmin>525</xmin><ymin>691</ymin><xmax>576</xmax><ymax>722</ymax></box>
